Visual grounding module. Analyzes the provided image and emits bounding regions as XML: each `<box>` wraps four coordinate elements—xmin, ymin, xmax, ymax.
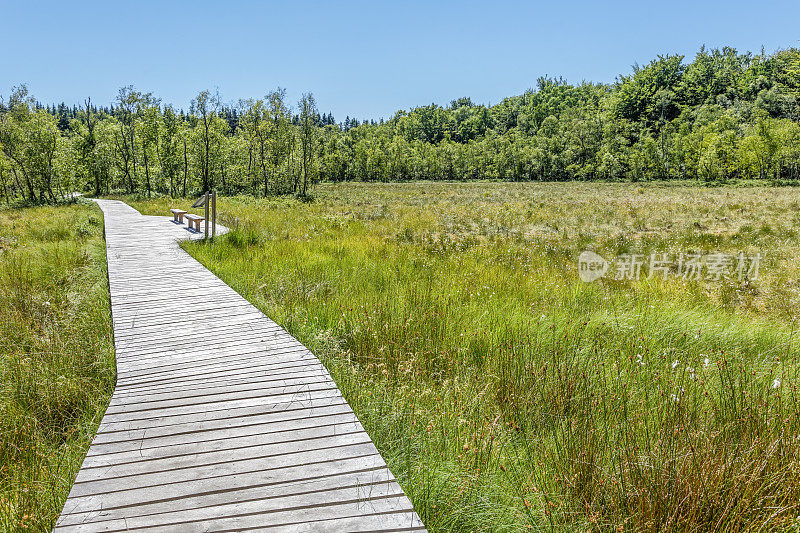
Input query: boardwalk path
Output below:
<box><xmin>55</xmin><ymin>200</ymin><xmax>425</xmax><ymax>532</ymax></box>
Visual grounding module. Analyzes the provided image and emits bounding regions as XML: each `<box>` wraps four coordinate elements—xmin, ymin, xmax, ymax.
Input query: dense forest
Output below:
<box><xmin>1</xmin><ymin>46</ymin><xmax>799</xmax><ymax>203</ymax></box>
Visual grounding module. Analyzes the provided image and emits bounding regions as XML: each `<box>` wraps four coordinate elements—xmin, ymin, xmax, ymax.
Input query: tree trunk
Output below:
<box><xmin>1</xmin><ymin>173</ymin><xmax>8</xmax><ymax>204</ymax></box>
<box><xmin>130</xmin><ymin>125</ymin><xmax>137</xmax><ymax>192</ymax></box>
<box><xmin>144</xmin><ymin>151</ymin><xmax>151</xmax><ymax>198</ymax></box>
<box><xmin>220</xmin><ymin>161</ymin><xmax>226</xmax><ymax>192</ymax></box>
<box><xmin>183</xmin><ymin>138</ymin><xmax>188</xmax><ymax>196</ymax></box>
<box><xmin>203</xmin><ymin>118</ymin><xmax>210</xmax><ymax>191</ymax></box>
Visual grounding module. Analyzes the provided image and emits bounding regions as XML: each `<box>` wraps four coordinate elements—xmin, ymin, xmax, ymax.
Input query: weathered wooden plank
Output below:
<box><xmin>85</xmin><ymin>412</ymin><xmax>362</xmax><ymax>459</ymax></box>
<box><xmin>98</xmin><ymin>387</ymin><xmax>347</xmax><ymax>427</ymax></box>
<box><xmin>57</xmin><ymin>467</ymin><xmax>400</xmax><ymax>527</ymax></box>
<box><xmin>112</xmin><ymin>324</ymin><xmax>285</xmax><ymax>352</ymax></box>
<box><xmin>113</xmin><ymin>357</ymin><xmax>323</xmax><ymax>394</ymax></box>
<box><xmin>113</xmin><ymin>325</ymin><xmax>285</xmax><ymax>354</ymax></box>
<box><xmin>59</xmin><ymin>485</ymin><xmax>412</xmax><ymax>532</ymax></box>
<box><xmin>114</xmin><ymin>360</ymin><xmax>326</xmax><ymax>391</ymax></box>
<box><xmin>114</xmin><ymin>347</ymin><xmax>315</xmax><ymax>383</ymax></box>
<box><xmin>112</xmin><ymin>304</ymin><xmax>264</xmax><ymax>329</ymax></box>
<box><xmin>105</xmin><ymin>376</ymin><xmax>338</xmax><ymax>414</ymax></box>
<box><xmin>110</xmin><ymin>366</ymin><xmax>329</xmax><ymax>402</ymax></box>
<box><xmin>95</xmin><ymin>394</ymin><xmax>349</xmax><ymax>436</ymax></box>
<box><xmin>111</xmin><ymin>295</ymin><xmax>249</xmax><ymax>317</ymax></box>
<box><xmin>111</xmin><ymin>311</ymin><xmax>267</xmax><ymax>339</ymax></box>
<box><xmin>114</xmin><ymin>325</ymin><xmax>285</xmax><ymax>357</ymax></box>
<box><xmin>62</xmin><ymin>462</ymin><xmax>407</xmax><ymax>528</ymax></box>
<box><xmin>113</xmin><ymin>357</ymin><xmax>325</xmax><ymax>393</ymax></box>
<box><xmin>70</xmin><ymin>439</ymin><xmax>380</xmax><ymax>500</ymax></box>
<box><xmin>114</xmin><ymin>348</ymin><xmax>315</xmax><ymax>381</ymax></box>
<box><xmin>116</xmin><ymin>337</ymin><xmax>298</xmax><ymax>365</ymax></box>
<box><xmin>78</xmin><ymin>424</ymin><xmax>370</xmax><ymax>476</ymax></box>
<box><xmin>90</xmin><ymin>402</ymin><xmax>354</xmax><ymax>448</ymax></box>
<box><xmin>101</xmin><ymin>382</ymin><xmax>342</xmax><ymax>420</ymax></box>
<box><xmin>114</xmin><ymin>331</ymin><xmax>295</xmax><ymax>362</ymax></box>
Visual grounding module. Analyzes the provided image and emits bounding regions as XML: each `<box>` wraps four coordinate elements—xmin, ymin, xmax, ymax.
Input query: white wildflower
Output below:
<box><xmin>703</xmin><ymin>357</ymin><xmax>710</xmax><ymax>368</ymax></box>
<box><xmin>636</xmin><ymin>354</ymin><xmax>645</xmax><ymax>366</ymax></box>
<box><xmin>687</xmin><ymin>366</ymin><xmax>695</xmax><ymax>379</ymax></box>
<box><xmin>773</xmin><ymin>378</ymin><xmax>781</xmax><ymax>389</ymax></box>
<box><xmin>671</xmin><ymin>387</ymin><xmax>686</xmax><ymax>402</ymax></box>
<box><xmin>672</xmin><ymin>360</ymin><xmax>679</xmax><ymax>370</ymax></box>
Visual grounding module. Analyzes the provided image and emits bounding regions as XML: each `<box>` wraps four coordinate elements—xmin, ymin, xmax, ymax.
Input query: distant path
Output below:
<box><xmin>55</xmin><ymin>200</ymin><xmax>425</xmax><ymax>532</ymax></box>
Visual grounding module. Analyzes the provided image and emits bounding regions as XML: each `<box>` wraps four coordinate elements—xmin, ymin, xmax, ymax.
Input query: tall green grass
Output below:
<box><xmin>127</xmin><ymin>182</ymin><xmax>800</xmax><ymax>531</ymax></box>
<box><xmin>0</xmin><ymin>202</ymin><xmax>114</xmax><ymax>531</ymax></box>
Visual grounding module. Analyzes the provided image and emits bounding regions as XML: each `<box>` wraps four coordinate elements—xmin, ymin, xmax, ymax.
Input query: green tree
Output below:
<box><xmin>298</xmin><ymin>92</ymin><xmax>318</xmax><ymax>195</ymax></box>
<box><xmin>190</xmin><ymin>90</ymin><xmax>221</xmax><ymax>192</ymax></box>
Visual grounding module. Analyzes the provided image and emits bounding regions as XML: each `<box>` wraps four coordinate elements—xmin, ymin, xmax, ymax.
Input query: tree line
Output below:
<box><xmin>1</xmin><ymin>46</ymin><xmax>799</xmax><ymax>203</ymax></box>
<box><xmin>0</xmin><ymin>86</ymin><xmax>321</xmax><ymax>203</ymax></box>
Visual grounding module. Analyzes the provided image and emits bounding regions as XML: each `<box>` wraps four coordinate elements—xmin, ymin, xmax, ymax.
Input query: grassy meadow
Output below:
<box><xmin>0</xmin><ymin>202</ymin><xmax>114</xmax><ymax>531</ymax></box>
<box><xmin>125</xmin><ymin>182</ymin><xmax>800</xmax><ymax>532</ymax></box>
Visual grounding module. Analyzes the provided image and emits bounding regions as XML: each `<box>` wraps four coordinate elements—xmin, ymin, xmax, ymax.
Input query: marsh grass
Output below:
<box><xmin>0</xmin><ymin>202</ymin><xmax>114</xmax><ymax>531</ymax></box>
<box><xmin>126</xmin><ymin>182</ymin><xmax>800</xmax><ymax>531</ymax></box>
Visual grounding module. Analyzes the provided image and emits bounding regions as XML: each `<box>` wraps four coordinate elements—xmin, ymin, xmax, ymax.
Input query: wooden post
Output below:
<box><xmin>204</xmin><ymin>191</ymin><xmax>209</xmax><ymax>240</ymax></box>
<box><xmin>212</xmin><ymin>190</ymin><xmax>217</xmax><ymax>239</ymax></box>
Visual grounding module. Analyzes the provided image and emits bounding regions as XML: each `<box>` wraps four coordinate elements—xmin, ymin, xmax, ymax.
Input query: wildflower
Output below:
<box><xmin>703</xmin><ymin>357</ymin><xmax>710</xmax><ymax>367</ymax></box>
<box><xmin>773</xmin><ymin>378</ymin><xmax>781</xmax><ymax>389</ymax></box>
<box><xmin>672</xmin><ymin>360</ymin><xmax>679</xmax><ymax>370</ymax></box>
<box><xmin>687</xmin><ymin>366</ymin><xmax>695</xmax><ymax>379</ymax></box>
<box><xmin>636</xmin><ymin>354</ymin><xmax>645</xmax><ymax>366</ymax></box>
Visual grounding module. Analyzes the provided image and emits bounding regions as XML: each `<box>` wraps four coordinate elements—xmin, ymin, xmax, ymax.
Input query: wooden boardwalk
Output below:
<box><xmin>55</xmin><ymin>200</ymin><xmax>425</xmax><ymax>532</ymax></box>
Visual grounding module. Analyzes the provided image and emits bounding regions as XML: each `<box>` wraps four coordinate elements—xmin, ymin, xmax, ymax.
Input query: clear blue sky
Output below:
<box><xmin>2</xmin><ymin>0</ymin><xmax>799</xmax><ymax>120</ymax></box>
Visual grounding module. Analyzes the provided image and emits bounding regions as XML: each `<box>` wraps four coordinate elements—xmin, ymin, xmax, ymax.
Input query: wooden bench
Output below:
<box><xmin>184</xmin><ymin>214</ymin><xmax>205</xmax><ymax>232</ymax></box>
<box><xmin>170</xmin><ymin>209</ymin><xmax>188</xmax><ymax>223</ymax></box>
